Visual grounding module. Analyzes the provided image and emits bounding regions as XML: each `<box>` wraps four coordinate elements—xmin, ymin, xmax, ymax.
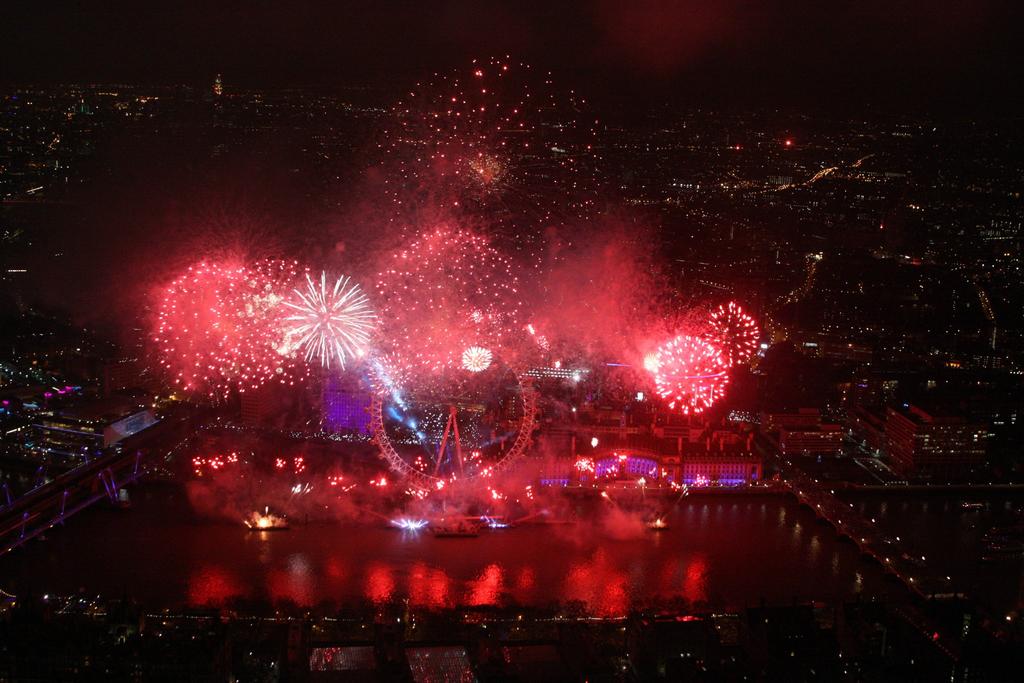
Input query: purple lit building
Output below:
<box><xmin>321</xmin><ymin>378</ymin><xmax>371</xmax><ymax>433</ymax></box>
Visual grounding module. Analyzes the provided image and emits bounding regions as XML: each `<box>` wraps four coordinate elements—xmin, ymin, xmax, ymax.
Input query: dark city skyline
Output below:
<box><xmin>3</xmin><ymin>1</ymin><xmax>1024</xmax><ymax>113</ymax></box>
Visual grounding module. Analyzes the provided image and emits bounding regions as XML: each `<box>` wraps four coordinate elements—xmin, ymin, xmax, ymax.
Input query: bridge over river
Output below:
<box><xmin>0</xmin><ymin>449</ymin><xmax>143</xmax><ymax>556</ymax></box>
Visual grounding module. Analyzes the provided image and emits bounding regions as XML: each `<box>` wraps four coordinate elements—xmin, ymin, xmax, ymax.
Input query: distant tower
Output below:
<box><xmin>212</xmin><ymin>74</ymin><xmax>223</xmax><ymax>97</ymax></box>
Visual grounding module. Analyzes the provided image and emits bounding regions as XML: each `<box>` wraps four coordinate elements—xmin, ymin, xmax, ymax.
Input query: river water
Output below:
<box><xmin>843</xmin><ymin>490</ymin><xmax>1023</xmax><ymax>618</ymax></box>
<box><xmin>0</xmin><ymin>483</ymin><xmax>920</xmax><ymax>615</ymax></box>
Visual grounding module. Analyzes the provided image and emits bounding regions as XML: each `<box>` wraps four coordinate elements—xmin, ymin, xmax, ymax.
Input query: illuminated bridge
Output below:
<box><xmin>0</xmin><ymin>449</ymin><xmax>143</xmax><ymax>557</ymax></box>
<box><xmin>781</xmin><ymin>473</ymin><xmax>966</xmax><ymax>660</ymax></box>
<box><xmin>782</xmin><ymin>474</ymin><xmax>963</xmax><ymax>598</ymax></box>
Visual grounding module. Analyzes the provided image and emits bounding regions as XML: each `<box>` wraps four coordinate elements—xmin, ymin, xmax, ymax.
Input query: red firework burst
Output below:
<box><xmin>154</xmin><ymin>260</ymin><xmax>309</xmax><ymax>399</ymax></box>
<box><xmin>708</xmin><ymin>301</ymin><xmax>760</xmax><ymax>366</ymax></box>
<box><xmin>650</xmin><ymin>335</ymin><xmax>730</xmax><ymax>415</ymax></box>
<box><xmin>374</xmin><ymin>226</ymin><xmax>522</xmax><ymax>382</ymax></box>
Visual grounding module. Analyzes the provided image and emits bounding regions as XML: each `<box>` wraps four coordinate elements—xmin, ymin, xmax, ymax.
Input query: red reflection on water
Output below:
<box><xmin>514</xmin><ymin>566</ymin><xmax>536</xmax><ymax>600</ymax></box>
<box><xmin>467</xmin><ymin>563</ymin><xmax>504</xmax><ymax>606</ymax></box>
<box><xmin>564</xmin><ymin>550</ymin><xmax>628</xmax><ymax>616</ymax></box>
<box><xmin>188</xmin><ymin>565</ymin><xmax>241</xmax><ymax>606</ymax></box>
<box><xmin>268</xmin><ymin>554</ymin><xmax>315</xmax><ymax>605</ymax></box>
<box><xmin>564</xmin><ymin>561</ymin><xmax>592</xmax><ymax>604</ymax></box>
<box><xmin>683</xmin><ymin>555</ymin><xmax>708</xmax><ymax>603</ymax></box>
<box><xmin>407</xmin><ymin>561</ymin><xmax>451</xmax><ymax>608</ymax></box>
<box><xmin>321</xmin><ymin>558</ymin><xmax>348</xmax><ymax>603</ymax></box>
<box><xmin>324</xmin><ymin>557</ymin><xmax>347</xmax><ymax>584</ymax></box>
<box><xmin>657</xmin><ymin>559</ymin><xmax>681</xmax><ymax>596</ymax></box>
<box><xmin>601</xmin><ymin>573</ymin><xmax>628</xmax><ymax>616</ymax></box>
<box><xmin>365</xmin><ymin>563</ymin><xmax>395</xmax><ymax>604</ymax></box>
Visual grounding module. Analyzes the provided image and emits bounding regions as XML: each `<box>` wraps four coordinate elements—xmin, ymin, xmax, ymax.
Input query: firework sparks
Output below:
<box><xmin>367</xmin><ymin>353</ymin><xmax>410</xmax><ymax>402</ymax></box>
<box><xmin>375</xmin><ymin>226</ymin><xmax>522</xmax><ymax>379</ymax></box>
<box><xmin>154</xmin><ymin>260</ymin><xmax>308</xmax><ymax>398</ymax></box>
<box><xmin>192</xmin><ymin>452</ymin><xmax>240</xmax><ymax>477</ymax></box>
<box><xmin>575</xmin><ymin>457</ymin><xmax>595</xmax><ymax>473</ymax></box>
<box><xmin>525</xmin><ymin>322</ymin><xmax>551</xmax><ymax>351</ymax></box>
<box><xmin>708</xmin><ymin>301</ymin><xmax>759</xmax><ymax>366</ymax></box>
<box><xmin>283</xmin><ymin>271</ymin><xmax>375</xmax><ymax>369</ymax></box>
<box><xmin>650</xmin><ymin>334</ymin><xmax>730</xmax><ymax>415</ymax></box>
<box><xmin>380</xmin><ymin>58</ymin><xmax>601</xmax><ymax>241</ymax></box>
<box><xmin>461</xmin><ymin>346</ymin><xmax>493</xmax><ymax>372</ymax></box>
<box><xmin>390</xmin><ymin>517</ymin><xmax>429</xmax><ymax>531</ymax></box>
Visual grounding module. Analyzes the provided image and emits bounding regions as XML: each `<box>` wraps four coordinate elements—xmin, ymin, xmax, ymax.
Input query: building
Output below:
<box><xmin>308</xmin><ymin>645</ymin><xmax>376</xmax><ymax>677</ymax></box>
<box><xmin>524</xmin><ymin>365</ymin><xmax>588</xmax><ymax>381</ymax></box>
<box><xmin>35</xmin><ymin>398</ymin><xmax>158</xmax><ymax>460</ymax></box>
<box><xmin>779</xmin><ymin>424</ymin><xmax>843</xmax><ymax>456</ymax></box>
<box><xmin>102</xmin><ymin>356</ymin><xmax>160</xmax><ymax>395</ymax></box>
<box><xmin>845</xmin><ymin>372</ymin><xmax>901</xmax><ymax>409</ymax></box>
<box><xmin>885</xmin><ymin>405</ymin><xmax>987</xmax><ymax>475</ymax></box>
<box><xmin>680</xmin><ymin>453</ymin><xmax>762</xmax><ymax>486</ymax></box>
<box><xmin>761</xmin><ymin>409</ymin><xmax>821</xmax><ymax>433</ymax></box>
<box><xmin>405</xmin><ymin>646</ymin><xmax>474</xmax><ymax>682</ymax></box>
<box><xmin>595</xmin><ymin>451</ymin><xmax>661</xmax><ymax>479</ymax></box>
<box><xmin>559</xmin><ymin>441</ymin><xmax>762</xmax><ymax>488</ymax></box>
<box><xmin>654</xmin><ymin>422</ymin><xmax>707</xmax><ymax>444</ymax></box>
<box><xmin>790</xmin><ymin>332</ymin><xmax>873</xmax><ymax>363</ymax></box>
<box><xmin>322</xmin><ymin>382</ymin><xmax>371</xmax><ymax>433</ymax></box>
<box><xmin>240</xmin><ymin>387</ymin><xmax>273</xmax><ymax>427</ymax></box>
<box><xmin>847</xmin><ymin>406</ymin><xmax>886</xmax><ymax>456</ymax></box>
<box><xmin>628</xmin><ymin>614</ymin><xmax>718</xmax><ymax>680</ymax></box>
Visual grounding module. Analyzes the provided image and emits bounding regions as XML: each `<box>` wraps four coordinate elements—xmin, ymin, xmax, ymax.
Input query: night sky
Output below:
<box><xmin>3</xmin><ymin>0</ymin><xmax>1022</xmax><ymax>113</ymax></box>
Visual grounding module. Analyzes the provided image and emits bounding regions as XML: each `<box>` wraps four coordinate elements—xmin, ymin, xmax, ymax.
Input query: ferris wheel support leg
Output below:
<box><xmin>434</xmin><ymin>408</ymin><xmax>454</xmax><ymax>477</ymax></box>
<box><xmin>451</xmin><ymin>405</ymin><xmax>464</xmax><ymax>476</ymax></box>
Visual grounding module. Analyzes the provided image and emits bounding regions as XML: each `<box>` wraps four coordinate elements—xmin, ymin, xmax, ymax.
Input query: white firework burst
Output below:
<box><xmin>461</xmin><ymin>346</ymin><xmax>493</xmax><ymax>373</ymax></box>
<box><xmin>283</xmin><ymin>272</ymin><xmax>375</xmax><ymax>369</ymax></box>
